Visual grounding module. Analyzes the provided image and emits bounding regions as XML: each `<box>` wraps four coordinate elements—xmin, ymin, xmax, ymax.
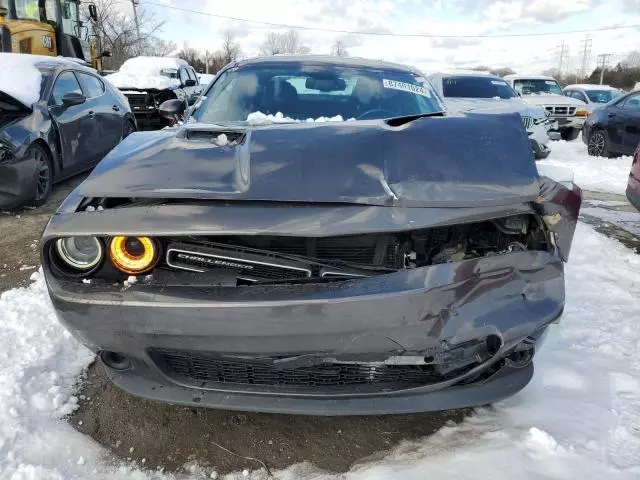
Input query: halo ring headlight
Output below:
<box><xmin>55</xmin><ymin>237</ymin><xmax>103</xmax><ymax>271</ymax></box>
<box><xmin>109</xmin><ymin>236</ymin><xmax>158</xmax><ymax>274</ymax></box>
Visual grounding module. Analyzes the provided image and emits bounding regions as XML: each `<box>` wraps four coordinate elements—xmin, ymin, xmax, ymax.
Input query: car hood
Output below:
<box><xmin>78</xmin><ymin>113</ymin><xmax>541</xmax><ymax>208</ymax></box>
<box><xmin>444</xmin><ymin>97</ymin><xmax>545</xmax><ymax>118</ymax></box>
<box><xmin>0</xmin><ymin>91</ymin><xmax>32</xmax><ymax>113</ymax></box>
<box><xmin>521</xmin><ymin>93</ymin><xmax>586</xmax><ymax>107</ymax></box>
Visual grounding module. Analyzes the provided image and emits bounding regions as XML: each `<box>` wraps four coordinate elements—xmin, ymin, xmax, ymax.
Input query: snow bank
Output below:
<box><xmin>105</xmin><ymin>56</ymin><xmax>187</xmax><ymax>90</ymax></box>
<box><xmin>2</xmin><ymin>225</ymin><xmax>640</xmax><ymax>478</ymax></box>
<box><xmin>538</xmin><ymin>140</ymin><xmax>633</xmax><ymax>195</ymax></box>
<box><xmin>246</xmin><ymin>111</ymin><xmax>351</xmax><ymax>125</ymax></box>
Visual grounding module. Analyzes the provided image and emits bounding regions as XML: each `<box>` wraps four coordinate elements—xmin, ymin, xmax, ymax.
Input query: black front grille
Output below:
<box><xmin>125</xmin><ymin>93</ymin><xmax>151</xmax><ymax>110</ymax></box>
<box><xmin>203</xmin><ymin>234</ymin><xmax>406</xmax><ymax>269</ymax></box>
<box><xmin>151</xmin><ymin>349</ymin><xmax>452</xmax><ymax>392</ymax></box>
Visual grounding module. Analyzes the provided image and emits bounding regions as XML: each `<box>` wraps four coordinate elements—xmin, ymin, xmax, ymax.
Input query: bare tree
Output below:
<box><xmin>260</xmin><ymin>30</ymin><xmax>310</xmax><ymax>56</ymax></box>
<box><xmin>82</xmin><ymin>0</ymin><xmax>170</xmax><ymax>69</ymax></box>
<box><xmin>331</xmin><ymin>39</ymin><xmax>348</xmax><ymax>57</ymax></box>
<box><xmin>221</xmin><ymin>31</ymin><xmax>242</xmax><ymax>64</ymax></box>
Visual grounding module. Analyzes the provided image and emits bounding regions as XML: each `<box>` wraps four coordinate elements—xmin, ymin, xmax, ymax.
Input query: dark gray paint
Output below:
<box><xmin>78</xmin><ymin>113</ymin><xmax>539</xmax><ymax>208</ymax></box>
<box><xmin>0</xmin><ymin>61</ymin><xmax>135</xmax><ymax>209</ymax></box>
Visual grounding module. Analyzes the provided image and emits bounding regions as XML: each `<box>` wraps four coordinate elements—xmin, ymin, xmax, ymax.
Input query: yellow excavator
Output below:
<box><xmin>0</xmin><ymin>0</ymin><xmax>108</xmax><ymax>70</ymax></box>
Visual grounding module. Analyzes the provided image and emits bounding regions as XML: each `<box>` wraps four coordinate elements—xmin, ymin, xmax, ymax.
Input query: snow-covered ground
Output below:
<box><xmin>1</xmin><ymin>222</ymin><xmax>640</xmax><ymax>479</ymax></box>
<box><xmin>538</xmin><ymin>140</ymin><xmax>633</xmax><ymax>195</ymax></box>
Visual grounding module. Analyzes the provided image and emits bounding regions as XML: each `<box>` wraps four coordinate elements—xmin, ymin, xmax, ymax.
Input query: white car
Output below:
<box><xmin>563</xmin><ymin>84</ymin><xmax>622</xmax><ymax>113</ymax></box>
<box><xmin>428</xmin><ymin>71</ymin><xmax>553</xmax><ymax>159</ymax></box>
<box><xmin>504</xmin><ymin>74</ymin><xmax>588</xmax><ymax>141</ymax></box>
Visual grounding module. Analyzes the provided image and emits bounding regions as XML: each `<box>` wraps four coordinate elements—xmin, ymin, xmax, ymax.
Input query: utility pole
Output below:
<box><xmin>131</xmin><ymin>0</ymin><xmax>141</xmax><ymax>54</ymax></box>
<box><xmin>557</xmin><ymin>40</ymin><xmax>569</xmax><ymax>76</ymax></box>
<box><xmin>205</xmin><ymin>50</ymin><xmax>210</xmax><ymax>74</ymax></box>
<box><xmin>579</xmin><ymin>35</ymin><xmax>592</xmax><ymax>80</ymax></box>
<box><xmin>597</xmin><ymin>53</ymin><xmax>613</xmax><ymax>84</ymax></box>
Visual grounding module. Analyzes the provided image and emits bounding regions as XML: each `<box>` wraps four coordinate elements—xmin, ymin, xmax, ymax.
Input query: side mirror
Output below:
<box><xmin>159</xmin><ymin>99</ymin><xmax>186</xmax><ymax>125</ymax></box>
<box><xmin>61</xmin><ymin>92</ymin><xmax>86</xmax><ymax>108</ymax></box>
<box><xmin>88</xmin><ymin>4</ymin><xmax>98</xmax><ymax>22</ymax></box>
<box><xmin>100</xmin><ymin>50</ymin><xmax>111</xmax><ymax>58</ymax></box>
<box><xmin>184</xmin><ymin>79</ymin><xmax>196</xmax><ymax>87</ymax></box>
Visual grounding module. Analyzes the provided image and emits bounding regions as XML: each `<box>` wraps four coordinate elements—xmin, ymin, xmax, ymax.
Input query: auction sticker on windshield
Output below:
<box><xmin>383</xmin><ymin>79</ymin><xmax>431</xmax><ymax>97</ymax></box>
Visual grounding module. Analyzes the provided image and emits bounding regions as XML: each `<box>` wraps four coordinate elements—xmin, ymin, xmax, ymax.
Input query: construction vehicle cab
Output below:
<box><xmin>0</xmin><ymin>0</ymin><xmax>92</xmax><ymax>63</ymax></box>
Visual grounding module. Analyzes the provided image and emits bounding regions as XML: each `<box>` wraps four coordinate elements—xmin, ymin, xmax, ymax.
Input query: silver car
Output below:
<box><xmin>428</xmin><ymin>71</ymin><xmax>553</xmax><ymax>159</ymax></box>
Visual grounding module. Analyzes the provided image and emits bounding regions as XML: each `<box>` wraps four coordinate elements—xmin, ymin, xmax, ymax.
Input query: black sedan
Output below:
<box><xmin>43</xmin><ymin>55</ymin><xmax>581</xmax><ymax>415</ymax></box>
<box><xmin>0</xmin><ymin>54</ymin><xmax>135</xmax><ymax>209</ymax></box>
<box><xmin>583</xmin><ymin>90</ymin><xmax>640</xmax><ymax>157</ymax></box>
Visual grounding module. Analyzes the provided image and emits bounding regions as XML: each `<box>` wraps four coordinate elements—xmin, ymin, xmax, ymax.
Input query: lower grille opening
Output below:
<box><xmin>150</xmin><ymin>349</ymin><xmax>483</xmax><ymax>393</ymax></box>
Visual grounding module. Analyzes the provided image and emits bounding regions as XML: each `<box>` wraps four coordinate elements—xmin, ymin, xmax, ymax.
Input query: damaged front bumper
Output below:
<box><xmin>46</xmin><ymin>246</ymin><xmax>564</xmax><ymax>415</ymax></box>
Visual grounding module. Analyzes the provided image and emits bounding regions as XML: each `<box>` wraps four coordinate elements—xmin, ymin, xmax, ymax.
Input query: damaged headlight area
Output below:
<box><xmin>44</xmin><ymin>213</ymin><xmax>551</xmax><ymax>286</ymax></box>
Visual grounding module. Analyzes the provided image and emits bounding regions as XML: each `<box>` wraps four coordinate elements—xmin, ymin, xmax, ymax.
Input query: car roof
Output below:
<box><xmin>232</xmin><ymin>55</ymin><xmax>421</xmax><ymax>74</ymax></box>
<box><xmin>429</xmin><ymin>71</ymin><xmax>504</xmax><ymax>80</ymax></box>
<box><xmin>564</xmin><ymin>84</ymin><xmax>619</xmax><ymax>91</ymax></box>
<box><xmin>504</xmin><ymin>74</ymin><xmax>557</xmax><ymax>81</ymax></box>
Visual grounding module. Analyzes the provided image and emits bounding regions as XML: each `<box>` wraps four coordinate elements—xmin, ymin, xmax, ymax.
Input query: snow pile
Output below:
<box><xmin>538</xmin><ymin>140</ymin><xmax>633</xmax><ymax>194</ymax></box>
<box><xmin>198</xmin><ymin>73</ymin><xmax>215</xmax><ymax>86</ymax></box>
<box><xmin>246</xmin><ymin>111</ymin><xmax>350</xmax><ymax>125</ymax></box>
<box><xmin>0</xmin><ymin>53</ymin><xmax>46</xmax><ymax>106</ymax></box>
<box><xmin>1</xmin><ymin>224</ymin><xmax>640</xmax><ymax>478</ymax></box>
<box><xmin>105</xmin><ymin>56</ymin><xmax>187</xmax><ymax>90</ymax></box>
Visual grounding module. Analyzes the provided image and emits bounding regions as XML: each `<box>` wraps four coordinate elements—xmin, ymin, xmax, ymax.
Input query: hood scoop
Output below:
<box><xmin>79</xmin><ymin>114</ymin><xmax>540</xmax><ymax>208</ymax></box>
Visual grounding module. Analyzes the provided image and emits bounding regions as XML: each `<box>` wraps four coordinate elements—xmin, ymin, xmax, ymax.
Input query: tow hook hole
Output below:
<box><xmin>508</xmin><ymin>349</ymin><xmax>534</xmax><ymax>367</ymax></box>
<box><xmin>424</xmin><ymin>355</ymin><xmax>435</xmax><ymax>364</ymax></box>
<box><xmin>486</xmin><ymin>335</ymin><xmax>502</xmax><ymax>357</ymax></box>
<box><xmin>100</xmin><ymin>351</ymin><xmax>131</xmax><ymax>371</ymax></box>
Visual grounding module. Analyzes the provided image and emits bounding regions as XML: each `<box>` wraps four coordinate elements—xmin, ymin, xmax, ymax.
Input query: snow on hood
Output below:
<box><xmin>444</xmin><ymin>97</ymin><xmax>546</xmax><ymax>118</ymax></box>
<box><xmin>0</xmin><ymin>53</ymin><xmax>44</xmax><ymax>107</ymax></box>
<box><xmin>520</xmin><ymin>92</ymin><xmax>586</xmax><ymax>107</ymax></box>
<box><xmin>104</xmin><ymin>56</ymin><xmax>187</xmax><ymax>90</ymax></box>
<box><xmin>246</xmin><ymin>111</ymin><xmax>352</xmax><ymax>125</ymax></box>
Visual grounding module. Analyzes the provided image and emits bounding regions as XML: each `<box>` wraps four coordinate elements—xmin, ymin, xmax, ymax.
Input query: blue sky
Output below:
<box><xmin>135</xmin><ymin>0</ymin><xmax>640</xmax><ymax>74</ymax></box>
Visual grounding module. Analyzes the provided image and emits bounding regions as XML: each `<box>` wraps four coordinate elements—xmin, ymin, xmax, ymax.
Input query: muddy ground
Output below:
<box><xmin>0</xmin><ymin>180</ymin><xmax>638</xmax><ymax>476</ymax></box>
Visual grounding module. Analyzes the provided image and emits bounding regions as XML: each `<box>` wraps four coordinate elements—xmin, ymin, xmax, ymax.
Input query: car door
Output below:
<box><xmin>75</xmin><ymin>72</ymin><xmax>123</xmax><ymax>161</ymax></box>
<box><xmin>48</xmin><ymin>70</ymin><xmax>99</xmax><ymax>173</ymax></box>
<box><xmin>613</xmin><ymin>93</ymin><xmax>640</xmax><ymax>154</ymax></box>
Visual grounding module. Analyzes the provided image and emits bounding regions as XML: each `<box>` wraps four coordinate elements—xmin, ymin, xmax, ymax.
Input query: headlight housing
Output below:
<box><xmin>54</xmin><ymin>237</ymin><xmax>104</xmax><ymax>271</ymax></box>
<box><xmin>575</xmin><ymin>108</ymin><xmax>588</xmax><ymax>117</ymax></box>
<box><xmin>109</xmin><ymin>236</ymin><xmax>158</xmax><ymax>274</ymax></box>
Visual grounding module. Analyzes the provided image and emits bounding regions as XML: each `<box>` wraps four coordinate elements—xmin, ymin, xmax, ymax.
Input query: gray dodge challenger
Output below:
<box><xmin>42</xmin><ymin>56</ymin><xmax>582</xmax><ymax>415</ymax></box>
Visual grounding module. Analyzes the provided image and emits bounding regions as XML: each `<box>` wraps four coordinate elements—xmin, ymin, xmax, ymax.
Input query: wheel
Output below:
<box><xmin>28</xmin><ymin>143</ymin><xmax>53</xmax><ymax>207</ymax></box>
<box><xmin>122</xmin><ymin>120</ymin><xmax>136</xmax><ymax>139</ymax></box>
<box><xmin>587</xmin><ymin>128</ymin><xmax>611</xmax><ymax>157</ymax></box>
<box><xmin>561</xmin><ymin>128</ymin><xmax>580</xmax><ymax>141</ymax></box>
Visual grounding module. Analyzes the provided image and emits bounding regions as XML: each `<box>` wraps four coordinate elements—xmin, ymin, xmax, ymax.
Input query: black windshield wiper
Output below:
<box><xmin>385</xmin><ymin>111</ymin><xmax>445</xmax><ymax>127</ymax></box>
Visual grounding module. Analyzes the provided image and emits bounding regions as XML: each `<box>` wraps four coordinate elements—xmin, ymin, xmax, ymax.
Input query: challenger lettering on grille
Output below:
<box><xmin>176</xmin><ymin>253</ymin><xmax>254</xmax><ymax>271</ymax></box>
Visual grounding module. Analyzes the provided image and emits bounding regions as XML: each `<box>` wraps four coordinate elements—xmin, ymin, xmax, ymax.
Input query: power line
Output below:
<box><xmin>579</xmin><ymin>35</ymin><xmax>592</xmax><ymax>79</ymax></box>
<box><xmin>139</xmin><ymin>1</ymin><xmax>640</xmax><ymax>39</ymax></box>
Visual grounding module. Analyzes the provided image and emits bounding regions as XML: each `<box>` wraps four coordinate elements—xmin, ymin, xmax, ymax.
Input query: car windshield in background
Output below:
<box><xmin>191</xmin><ymin>64</ymin><xmax>444</xmax><ymax>123</ymax></box>
<box><xmin>441</xmin><ymin>76</ymin><xmax>517</xmax><ymax>99</ymax></box>
<box><xmin>160</xmin><ymin>68</ymin><xmax>178</xmax><ymax>79</ymax></box>
<box><xmin>513</xmin><ymin>79</ymin><xmax>563</xmax><ymax>95</ymax></box>
<box><xmin>585</xmin><ymin>89</ymin><xmax>621</xmax><ymax>103</ymax></box>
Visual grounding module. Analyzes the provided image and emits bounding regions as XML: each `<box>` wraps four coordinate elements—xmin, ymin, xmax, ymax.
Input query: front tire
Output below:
<box><xmin>28</xmin><ymin>143</ymin><xmax>53</xmax><ymax>207</ymax></box>
<box><xmin>587</xmin><ymin>128</ymin><xmax>611</xmax><ymax>157</ymax></box>
<box><xmin>122</xmin><ymin>120</ymin><xmax>136</xmax><ymax>139</ymax></box>
<box><xmin>561</xmin><ymin>128</ymin><xmax>580</xmax><ymax>141</ymax></box>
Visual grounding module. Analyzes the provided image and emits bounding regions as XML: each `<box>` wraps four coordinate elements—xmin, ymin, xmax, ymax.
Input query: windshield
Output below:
<box><xmin>585</xmin><ymin>89</ymin><xmax>621</xmax><ymax>104</ymax></box>
<box><xmin>191</xmin><ymin>64</ymin><xmax>444</xmax><ymax>124</ymax></box>
<box><xmin>160</xmin><ymin>68</ymin><xmax>178</xmax><ymax>79</ymax></box>
<box><xmin>442</xmin><ymin>76</ymin><xmax>517</xmax><ymax>99</ymax></box>
<box><xmin>513</xmin><ymin>79</ymin><xmax>563</xmax><ymax>95</ymax></box>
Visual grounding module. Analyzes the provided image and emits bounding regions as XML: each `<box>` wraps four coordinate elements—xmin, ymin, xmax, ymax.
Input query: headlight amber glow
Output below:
<box><xmin>109</xmin><ymin>236</ymin><xmax>158</xmax><ymax>274</ymax></box>
<box><xmin>575</xmin><ymin>109</ymin><xmax>588</xmax><ymax>117</ymax></box>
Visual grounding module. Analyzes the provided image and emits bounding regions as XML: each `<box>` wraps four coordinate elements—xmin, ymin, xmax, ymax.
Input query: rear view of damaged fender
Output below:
<box><xmin>42</xmin><ymin>56</ymin><xmax>582</xmax><ymax>415</ymax></box>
